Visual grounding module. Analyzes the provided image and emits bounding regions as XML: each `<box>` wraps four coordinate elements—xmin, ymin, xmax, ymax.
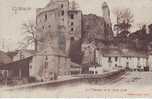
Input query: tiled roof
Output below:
<box><xmin>121</xmin><ymin>49</ymin><xmax>147</xmax><ymax>57</ymax></box>
<box><xmin>100</xmin><ymin>48</ymin><xmax>122</xmax><ymax>57</ymax></box>
<box><xmin>0</xmin><ymin>56</ymin><xmax>32</xmax><ymax>69</ymax></box>
<box><xmin>99</xmin><ymin>48</ymin><xmax>147</xmax><ymax>58</ymax></box>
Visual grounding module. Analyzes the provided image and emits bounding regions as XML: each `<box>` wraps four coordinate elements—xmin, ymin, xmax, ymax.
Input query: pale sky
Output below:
<box><xmin>0</xmin><ymin>0</ymin><xmax>152</xmax><ymax>51</ymax></box>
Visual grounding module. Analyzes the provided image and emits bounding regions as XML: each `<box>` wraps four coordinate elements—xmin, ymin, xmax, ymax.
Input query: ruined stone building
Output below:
<box><xmin>36</xmin><ymin>0</ymin><xmax>82</xmax><ymax>55</ymax></box>
<box><xmin>81</xmin><ymin>2</ymin><xmax>114</xmax><ymax>66</ymax></box>
<box><xmin>30</xmin><ymin>0</ymin><xmax>82</xmax><ymax>81</ymax></box>
<box><xmin>82</xmin><ymin>2</ymin><xmax>113</xmax><ymax>46</ymax></box>
<box><xmin>31</xmin><ymin>0</ymin><xmax>115</xmax><ymax>79</ymax></box>
<box><xmin>102</xmin><ymin>2</ymin><xmax>112</xmax><ymax>27</ymax></box>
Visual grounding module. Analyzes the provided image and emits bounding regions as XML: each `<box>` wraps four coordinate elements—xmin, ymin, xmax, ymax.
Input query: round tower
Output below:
<box><xmin>102</xmin><ymin>2</ymin><xmax>112</xmax><ymax>26</ymax></box>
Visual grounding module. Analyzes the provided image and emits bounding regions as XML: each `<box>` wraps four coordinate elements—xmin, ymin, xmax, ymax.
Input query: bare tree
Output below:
<box><xmin>19</xmin><ymin>21</ymin><xmax>38</xmax><ymax>51</ymax></box>
<box><xmin>113</xmin><ymin>8</ymin><xmax>134</xmax><ymax>35</ymax></box>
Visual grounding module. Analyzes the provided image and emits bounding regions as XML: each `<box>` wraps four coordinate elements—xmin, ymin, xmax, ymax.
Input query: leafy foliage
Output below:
<box><xmin>113</xmin><ymin>8</ymin><xmax>134</xmax><ymax>34</ymax></box>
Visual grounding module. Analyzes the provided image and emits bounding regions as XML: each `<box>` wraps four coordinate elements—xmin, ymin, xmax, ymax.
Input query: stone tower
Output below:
<box><xmin>102</xmin><ymin>2</ymin><xmax>111</xmax><ymax>26</ymax></box>
<box><xmin>36</xmin><ymin>0</ymin><xmax>69</xmax><ymax>52</ymax></box>
<box><xmin>102</xmin><ymin>2</ymin><xmax>113</xmax><ymax>41</ymax></box>
<box><xmin>36</xmin><ymin>0</ymin><xmax>82</xmax><ymax>59</ymax></box>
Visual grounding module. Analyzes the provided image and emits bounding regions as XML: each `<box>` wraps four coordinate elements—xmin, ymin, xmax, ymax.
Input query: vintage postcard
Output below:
<box><xmin>0</xmin><ymin>0</ymin><xmax>152</xmax><ymax>98</ymax></box>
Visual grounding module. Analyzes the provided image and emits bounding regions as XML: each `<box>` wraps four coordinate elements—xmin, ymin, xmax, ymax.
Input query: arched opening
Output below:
<box><xmin>70</xmin><ymin>37</ymin><xmax>75</xmax><ymax>41</ymax></box>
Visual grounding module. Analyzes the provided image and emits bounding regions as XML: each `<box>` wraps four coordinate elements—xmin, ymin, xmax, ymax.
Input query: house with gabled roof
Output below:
<box><xmin>89</xmin><ymin>48</ymin><xmax>148</xmax><ymax>74</ymax></box>
<box><xmin>13</xmin><ymin>49</ymin><xmax>36</xmax><ymax>61</ymax></box>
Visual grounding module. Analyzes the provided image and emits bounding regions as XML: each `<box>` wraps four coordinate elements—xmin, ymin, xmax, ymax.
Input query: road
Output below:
<box><xmin>111</xmin><ymin>72</ymin><xmax>152</xmax><ymax>86</ymax></box>
<box><xmin>0</xmin><ymin>72</ymin><xmax>152</xmax><ymax>98</ymax></box>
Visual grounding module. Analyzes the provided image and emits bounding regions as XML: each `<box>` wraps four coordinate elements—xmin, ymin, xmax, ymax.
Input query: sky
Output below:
<box><xmin>0</xmin><ymin>0</ymin><xmax>152</xmax><ymax>51</ymax></box>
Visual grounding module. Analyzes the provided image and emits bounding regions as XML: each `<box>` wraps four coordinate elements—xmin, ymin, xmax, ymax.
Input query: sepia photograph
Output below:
<box><xmin>0</xmin><ymin>0</ymin><xmax>152</xmax><ymax>98</ymax></box>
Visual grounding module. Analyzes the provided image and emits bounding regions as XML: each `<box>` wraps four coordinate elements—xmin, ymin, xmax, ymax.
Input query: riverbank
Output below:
<box><xmin>0</xmin><ymin>69</ymin><xmax>126</xmax><ymax>91</ymax></box>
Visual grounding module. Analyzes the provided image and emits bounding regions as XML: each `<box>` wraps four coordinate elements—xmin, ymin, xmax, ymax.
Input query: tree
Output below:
<box><xmin>128</xmin><ymin>25</ymin><xmax>149</xmax><ymax>51</ymax></box>
<box><xmin>147</xmin><ymin>24</ymin><xmax>152</xmax><ymax>43</ymax></box>
<box><xmin>113</xmin><ymin>8</ymin><xmax>134</xmax><ymax>35</ymax></box>
<box><xmin>148</xmin><ymin>24</ymin><xmax>152</xmax><ymax>34</ymax></box>
<box><xmin>19</xmin><ymin>21</ymin><xmax>38</xmax><ymax>51</ymax></box>
<box><xmin>147</xmin><ymin>24</ymin><xmax>152</xmax><ymax>50</ymax></box>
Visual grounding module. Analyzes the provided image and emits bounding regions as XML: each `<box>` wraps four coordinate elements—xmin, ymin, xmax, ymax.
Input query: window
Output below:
<box><xmin>115</xmin><ymin>64</ymin><xmax>117</xmax><ymax>67</ymax></box>
<box><xmin>45</xmin><ymin>14</ymin><xmax>47</xmax><ymax>21</ymax></box>
<box><xmin>44</xmin><ymin>61</ymin><xmax>48</xmax><ymax>69</ymax></box>
<box><xmin>45</xmin><ymin>56</ymin><xmax>48</xmax><ymax>60</ymax></box>
<box><xmin>50</xmin><ymin>72</ymin><xmax>53</xmax><ymax>75</ymax></box>
<box><xmin>70</xmin><ymin>37</ymin><xmax>75</xmax><ymax>41</ymax></box>
<box><xmin>61</xmin><ymin>11</ymin><xmax>64</xmax><ymax>16</ymax></box>
<box><xmin>71</xmin><ymin>28</ymin><xmax>74</xmax><ymax>31</ymax></box>
<box><xmin>48</xmin><ymin>25</ymin><xmax>51</xmax><ymax>28</ymax></box>
<box><xmin>108</xmin><ymin>57</ymin><xmax>112</xmax><ymax>62</ymax></box>
<box><xmin>61</xmin><ymin>4</ymin><xmax>64</xmax><ymax>8</ymax></box>
<box><xmin>30</xmin><ymin>65</ymin><xmax>32</xmax><ymax>69</ymax></box>
<box><xmin>126</xmin><ymin>62</ymin><xmax>129</xmax><ymax>67</ymax></box>
<box><xmin>42</xmin><ymin>26</ymin><xmax>44</xmax><ymax>30</ymax></box>
<box><xmin>90</xmin><ymin>71</ymin><xmax>94</xmax><ymax>74</ymax></box>
<box><xmin>70</xmin><ymin>14</ymin><xmax>74</xmax><ymax>19</ymax></box>
<box><xmin>71</xmin><ymin>22</ymin><xmax>74</xmax><ymax>26</ymax></box>
<box><xmin>115</xmin><ymin>57</ymin><xmax>118</xmax><ymax>61</ymax></box>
